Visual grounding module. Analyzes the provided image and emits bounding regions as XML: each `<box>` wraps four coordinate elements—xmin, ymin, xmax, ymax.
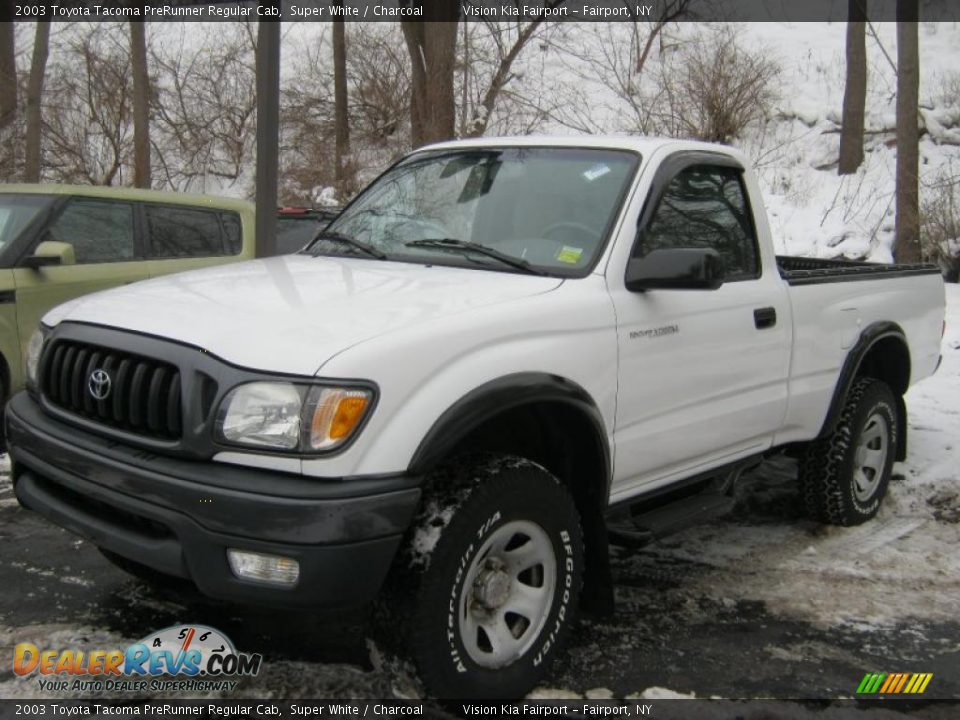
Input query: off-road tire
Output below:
<box><xmin>379</xmin><ymin>455</ymin><xmax>584</xmax><ymax>699</ymax></box>
<box><xmin>799</xmin><ymin>377</ymin><xmax>898</xmax><ymax>526</ymax></box>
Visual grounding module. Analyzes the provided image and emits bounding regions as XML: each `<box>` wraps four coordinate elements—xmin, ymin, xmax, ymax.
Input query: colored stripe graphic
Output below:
<box><xmin>859</xmin><ymin>672</ymin><xmax>933</xmax><ymax>694</ymax></box>
<box><xmin>879</xmin><ymin>674</ymin><xmax>897</xmax><ymax>693</ymax></box>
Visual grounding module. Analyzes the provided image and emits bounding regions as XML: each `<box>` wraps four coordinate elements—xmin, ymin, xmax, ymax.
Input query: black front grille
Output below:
<box><xmin>41</xmin><ymin>340</ymin><xmax>183</xmax><ymax>440</ymax></box>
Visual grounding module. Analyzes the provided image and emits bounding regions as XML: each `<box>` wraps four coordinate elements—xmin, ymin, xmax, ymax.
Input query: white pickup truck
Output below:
<box><xmin>7</xmin><ymin>137</ymin><xmax>945</xmax><ymax>698</ymax></box>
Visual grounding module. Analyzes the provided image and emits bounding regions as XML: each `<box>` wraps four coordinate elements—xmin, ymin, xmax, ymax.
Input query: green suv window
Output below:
<box><xmin>48</xmin><ymin>199</ymin><xmax>135</xmax><ymax>264</ymax></box>
<box><xmin>146</xmin><ymin>205</ymin><xmax>240</xmax><ymax>258</ymax></box>
<box><xmin>0</xmin><ymin>194</ymin><xmax>52</xmax><ymax>254</ymax></box>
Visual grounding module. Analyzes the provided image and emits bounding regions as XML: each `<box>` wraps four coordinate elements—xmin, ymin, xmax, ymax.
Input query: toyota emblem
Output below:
<box><xmin>88</xmin><ymin>369</ymin><xmax>112</xmax><ymax>400</ymax></box>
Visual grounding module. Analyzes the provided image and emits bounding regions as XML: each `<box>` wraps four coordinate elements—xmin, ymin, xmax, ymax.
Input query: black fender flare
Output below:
<box><xmin>817</xmin><ymin>321</ymin><xmax>910</xmax><ymax>460</ymax></box>
<box><xmin>408</xmin><ymin>372</ymin><xmax>611</xmax><ymax>493</ymax></box>
<box><xmin>408</xmin><ymin>372</ymin><xmax>615</xmax><ymax>614</ymax></box>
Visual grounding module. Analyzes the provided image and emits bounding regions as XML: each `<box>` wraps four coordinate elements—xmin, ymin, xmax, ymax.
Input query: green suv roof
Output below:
<box><xmin>0</xmin><ymin>184</ymin><xmax>254</xmax><ymax>213</ymax></box>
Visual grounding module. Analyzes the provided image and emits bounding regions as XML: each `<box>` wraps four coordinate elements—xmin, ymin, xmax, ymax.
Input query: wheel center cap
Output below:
<box><xmin>474</xmin><ymin>569</ymin><xmax>512</xmax><ymax>609</ymax></box>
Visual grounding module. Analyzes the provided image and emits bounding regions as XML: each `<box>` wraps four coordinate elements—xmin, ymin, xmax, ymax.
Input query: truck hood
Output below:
<box><xmin>45</xmin><ymin>255</ymin><xmax>564</xmax><ymax>376</ymax></box>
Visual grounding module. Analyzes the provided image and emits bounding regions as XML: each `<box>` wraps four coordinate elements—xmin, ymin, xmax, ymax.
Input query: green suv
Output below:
<box><xmin>0</xmin><ymin>185</ymin><xmax>255</xmax><ymax>403</ymax></box>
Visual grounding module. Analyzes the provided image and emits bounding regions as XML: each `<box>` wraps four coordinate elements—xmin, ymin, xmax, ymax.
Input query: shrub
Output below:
<box><xmin>654</xmin><ymin>26</ymin><xmax>781</xmax><ymax>144</ymax></box>
<box><xmin>921</xmin><ymin>167</ymin><xmax>960</xmax><ymax>282</ymax></box>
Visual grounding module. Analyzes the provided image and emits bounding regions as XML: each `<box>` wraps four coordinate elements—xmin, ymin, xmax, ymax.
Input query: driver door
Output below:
<box><xmin>610</xmin><ymin>156</ymin><xmax>791</xmax><ymax>499</ymax></box>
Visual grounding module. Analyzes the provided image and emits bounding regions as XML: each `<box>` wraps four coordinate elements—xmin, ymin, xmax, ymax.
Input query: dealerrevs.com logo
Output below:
<box><xmin>13</xmin><ymin>624</ymin><xmax>262</xmax><ymax>693</ymax></box>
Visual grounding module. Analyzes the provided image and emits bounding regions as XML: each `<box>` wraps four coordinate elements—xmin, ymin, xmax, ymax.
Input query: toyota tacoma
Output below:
<box><xmin>6</xmin><ymin>137</ymin><xmax>946</xmax><ymax>698</ymax></box>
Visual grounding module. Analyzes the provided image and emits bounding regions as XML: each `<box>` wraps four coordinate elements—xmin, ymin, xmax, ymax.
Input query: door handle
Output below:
<box><xmin>754</xmin><ymin>307</ymin><xmax>777</xmax><ymax>329</ymax></box>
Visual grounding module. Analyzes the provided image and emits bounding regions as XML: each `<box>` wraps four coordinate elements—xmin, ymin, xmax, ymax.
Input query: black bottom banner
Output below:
<box><xmin>1</xmin><ymin>699</ymin><xmax>957</xmax><ymax>720</ymax></box>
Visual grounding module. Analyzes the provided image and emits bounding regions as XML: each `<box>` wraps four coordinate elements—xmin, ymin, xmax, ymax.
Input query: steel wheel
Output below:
<box><xmin>853</xmin><ymin>412</ymin><xmax>889</xmax><ymax>502</ymax></box>
<box><xmin>457</xmin><ymin>519</ymin><xmax>557</xmax><ymax>669</ymax></box>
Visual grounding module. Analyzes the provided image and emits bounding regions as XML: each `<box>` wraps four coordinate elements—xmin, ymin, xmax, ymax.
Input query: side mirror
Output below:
<box><xmin>625</xmin><ymin>248</ymin><xmax>725</xmax><ymax>291</ymax></box>
<box><xmin>23</xmin><ymin>241</ymin><xmax>76</xmax><ymax>270</ymax></box>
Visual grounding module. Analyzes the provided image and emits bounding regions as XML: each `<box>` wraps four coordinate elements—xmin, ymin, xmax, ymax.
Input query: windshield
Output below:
<box><xmin>318</xmin><ymin>147</ymin><xmax>640</xmax><ymax>276</ymax></box>
<box><xmin>0</xmin><ymin>194</ymin><xmax>55</xmax><ymax>256</ymax></box>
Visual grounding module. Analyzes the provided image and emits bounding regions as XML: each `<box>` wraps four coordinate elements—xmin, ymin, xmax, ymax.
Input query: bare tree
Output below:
<box><xmin>839</xmin><ymin>0</ymin><xmax>868</xmax><ymax>175</ymax></box>
<box><xmin>462</xmin><ymin>4</ymin><xmax>564</xmax><ymax>138</ymax></box>
<box><xmin>895</xmin><ymin>2</ymin><xmax>921</xmax><ymax>263</ymax></box>
<box><xmin>921</xmin><ymin>164</ymin><xmax>960</xmax><ymax>281</ymax></box>
<box><xmin>23</xmin><ymin>21</ymin><xmax>51</xmax><ymax>183</ymax></box>
<box><xmin>631</xmin><ymin>0</ymin><xmax>690</xmax><ymax>73</ymax></box>
<box><xmin>400</xmin><ymin>3</ymin><xmax>459</xmax><ymax>146</ymax></box>
<box><xmin>130</xmin><ymin>20</ymin><xmax>151</xmax><ymax>188</ymax></box>
<box><xmin>42</xmin><ymin>24</ymin><xmax>134</xmax><ymax>185</ymax></box>
<box><xmin>150</xmin><ymin>22</ymin><xmax>258</xmax><ymax>191</ymax></box>
<box><xmin>0</xmin><ymin>16</ymin><xmax>17</xmax><ymax>178</ymax></box>
<box><xmin>332</xmin><ymin>7</ymin><xmax>352</xmax><ymax>198</ymax></box>
<box><xmin>280</xmin><ymin>25</ymin><xmax>410</xmax><ymax>203</ymax></box>
<box><xmin>654</xmin><ymin>27</ymin><xmax>780</xmax><ymax>143</ymax></box>
<box><xmin>0</xmin><ymin>19</ymin><xmax>15</xmax><ymax>130</ymax></box>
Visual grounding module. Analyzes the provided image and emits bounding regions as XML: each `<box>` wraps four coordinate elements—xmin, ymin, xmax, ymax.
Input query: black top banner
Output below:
<box><xmin>7</xmin><ymin>0</ymin><xmax>959</xmax><ymax>23</ymax></box>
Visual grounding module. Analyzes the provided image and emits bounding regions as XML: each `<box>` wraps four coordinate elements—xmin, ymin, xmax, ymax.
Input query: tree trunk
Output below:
<box><xmin>401</xmin><ymin>5</ymin><xmax>459</xmax><ymax>147</ymax></box>
<box><xmin>0</xmin><ymin>20</ymin><xmax>15</xmax><ymax>130</ymax></box>
<box><xmin>838</xmin><ymin>0</ymin><xmax>867</xmax><ymax>175</ymax></box>
<box><xmin>459</xmin><ymin>21</ymin><xmax>469</xmax><ymax>137</ymax></box>
<box><xmin>333</xmin><ymin>11</ymin><xmax>351</xmax><ymax>200</ymax></box>
<box><xmin>130</xmin><ymin>20</ymin><xmax>152</xmax><ymax>188</ymax></box>
<box><xmin>23</xmin><ymin>21</ymin><xmax>51</xmax><ymax>183</ymax></box>
<box><xmin>895</xmin><ymin>3</ymin><xmax>920</xmax><ymax>263</ymax></box>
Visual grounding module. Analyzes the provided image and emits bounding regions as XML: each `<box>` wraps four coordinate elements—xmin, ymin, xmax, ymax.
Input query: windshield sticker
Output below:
<box><xmin>556</xmin><ymin>246</ymin><xmax>584</xmax><ymax>264</ymax></box>
<box><xmin>582</xmin><ymin>164</ymin><xmax>611</xmax><ymax>182</ymax></box>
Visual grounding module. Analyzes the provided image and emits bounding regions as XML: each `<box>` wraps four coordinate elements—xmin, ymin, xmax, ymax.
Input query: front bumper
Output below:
<box><xmin>5</xmin><ymin>392</ymin><xmax>421</xmax><ymax>609</ymax></box>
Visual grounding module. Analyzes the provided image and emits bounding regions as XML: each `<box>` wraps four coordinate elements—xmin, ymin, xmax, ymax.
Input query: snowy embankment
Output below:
<box><xmin>524</xmin><ymin>22</ymin><xmax>960</xmax><ymax>266</ymax></box>
<box><xmin>737</xmin><ymin>22</ymin><xmax>960</xmax><ymax>264</ymax></box>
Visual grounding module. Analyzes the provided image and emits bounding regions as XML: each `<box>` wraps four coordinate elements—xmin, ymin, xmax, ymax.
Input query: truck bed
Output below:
<box><xmin>777</xmin><ymin>256</ymin><xmax>941</xmax><ymax>285</ymax></box>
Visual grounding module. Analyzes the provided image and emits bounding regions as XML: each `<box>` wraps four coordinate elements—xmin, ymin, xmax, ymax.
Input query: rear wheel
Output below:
<box><xmin>799</xmin><ymin>377</ymin><xmax>898</xmax><ymax>525</ymax></box>
<box><xmin>381</xmin><ymin>456</ymin><xmax>583</xmax><ymax>698</ymax></box>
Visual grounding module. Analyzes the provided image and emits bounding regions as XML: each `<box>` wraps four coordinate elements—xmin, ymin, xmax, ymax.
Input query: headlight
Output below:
<box><xmin>216</xmin><ymin>381</ymin><xmax>373</xmax><ymax>453</ymax></box>
<box><xmin>25</xmin><ymin>326</ymin><xmax>49</xmax><ymax>389</ymax></box>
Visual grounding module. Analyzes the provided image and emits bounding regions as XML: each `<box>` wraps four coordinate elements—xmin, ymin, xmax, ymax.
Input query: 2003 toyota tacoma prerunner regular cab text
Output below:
<box><xmin>7</xmin><ymin>137</ymin><xmax>946</xmax><ymax>698</ymax></box>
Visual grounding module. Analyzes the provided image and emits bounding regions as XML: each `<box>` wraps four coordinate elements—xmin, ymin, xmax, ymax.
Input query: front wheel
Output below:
<box><xmin>799</xmin><ymin>377</ymin><xmax>899</xmax><ymax>525</ymax></box>
<box><xmin>392</xmin><ymin>456</ymin><xmax>584</xmax><ymax>698</ymax></box>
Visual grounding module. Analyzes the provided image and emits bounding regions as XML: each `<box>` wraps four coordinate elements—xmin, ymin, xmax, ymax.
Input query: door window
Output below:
<box><xmin>0</xmin><ymin>194</ymin><xmax>54</xmax><ymax>256</ymax></box>
<box><xmin>46</xmin><ymin>199</ymin><xmax>135</xmax><ymax>264</ymax></box>
<box><xmin>145</xmin><ymin>205</ymin><xmax>236</xmax><ymax>258</ymax></box>
<box><xmin>637</xmin><ymin>165</ymin><xmax>760</xmax><ymax>280</ymax></box>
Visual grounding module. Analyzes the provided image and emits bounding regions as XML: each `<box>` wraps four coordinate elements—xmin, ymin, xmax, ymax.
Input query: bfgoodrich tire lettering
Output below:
<box><xmin>400</xmin><ymin>456</ymin><xmax>583</xmax><ymax>699</ymax></box>
<box><xmin>799</xmin><ymin>377</ymin><xmax>898</xmax><ymax>526</ymax></box>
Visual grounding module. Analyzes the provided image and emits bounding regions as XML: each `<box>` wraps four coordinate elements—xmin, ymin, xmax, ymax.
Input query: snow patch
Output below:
<box><xmin>408</xmin><ymin>502</ymin><xmax>456</xmax><ymax>570</ymax></box>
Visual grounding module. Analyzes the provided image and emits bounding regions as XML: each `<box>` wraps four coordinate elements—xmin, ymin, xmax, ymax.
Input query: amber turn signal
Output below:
<box><xmin>308</xmin><ymin>388</ymin><xmax>372</xmax><ymax>450</ymax></box>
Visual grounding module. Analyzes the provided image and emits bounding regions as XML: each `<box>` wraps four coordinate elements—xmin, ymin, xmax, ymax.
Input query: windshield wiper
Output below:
<box><xmin>311</xmin><ymin>231</ymin><xmax>388</xmax><ymax>260</ymax></box>
<box><xmin>405</xmin><ymin>238</ymin><xmax>543</xmax><ymax>276</ymax></box>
